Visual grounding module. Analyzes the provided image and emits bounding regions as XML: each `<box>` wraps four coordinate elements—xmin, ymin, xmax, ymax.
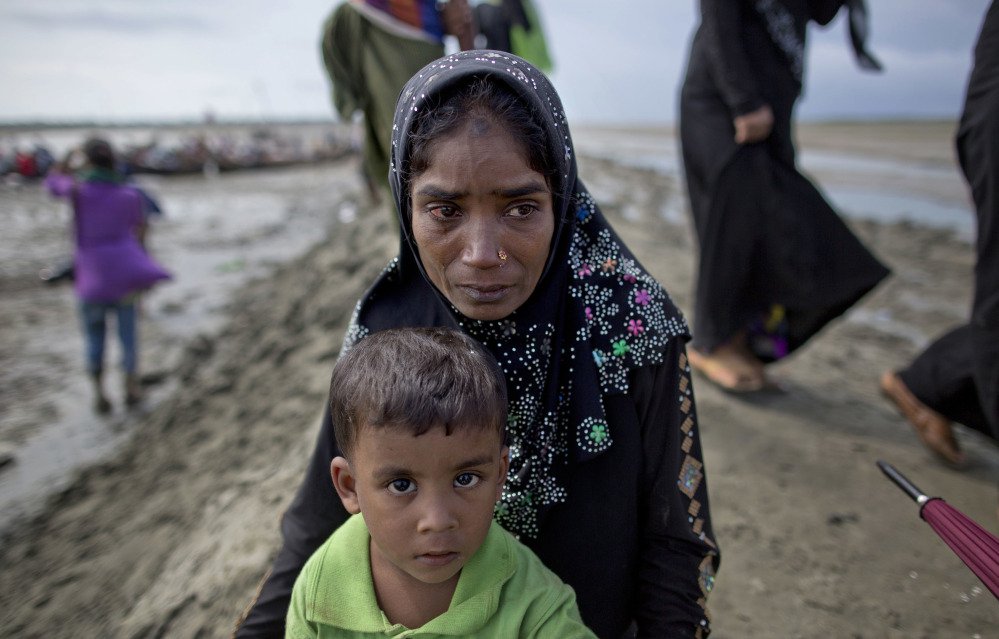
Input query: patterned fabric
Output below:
<box><xmin>354</xmin><ymin>0</ymin><xmax>444</xmax><ymax>40</ymax></box>
<box><xmin>344</xmin><ymin>50</ymin><xmax>689</xmax><ymax>539</ymax></box>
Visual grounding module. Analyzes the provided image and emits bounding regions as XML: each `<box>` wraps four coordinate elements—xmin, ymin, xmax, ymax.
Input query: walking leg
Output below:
<box><xmin>116</xmin><ymin>300</ymin><xmax>142</xmax><ymax>406</ymax></box>
<box><xmin>80</xmin><ymin>300</ymin><xmax>111</xmax><ymax>413</ymax></box>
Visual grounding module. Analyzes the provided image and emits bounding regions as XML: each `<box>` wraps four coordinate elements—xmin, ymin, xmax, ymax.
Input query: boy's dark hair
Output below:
<box><xmin>330</xmin><ymin>327</ymin><xmax>508</xmax><ymax>457</ymax></box>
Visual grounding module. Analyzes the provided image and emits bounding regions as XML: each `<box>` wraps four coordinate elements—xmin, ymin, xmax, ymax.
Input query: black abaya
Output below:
<box><xmin>899</xmin><ymin>1</ymin><xmax>999</xmax><ymax>440</ymax></box>
<box><xmin>679</xmin><ymin>0</ymin><xmax>889</xmax><ymax>359</ymax></box>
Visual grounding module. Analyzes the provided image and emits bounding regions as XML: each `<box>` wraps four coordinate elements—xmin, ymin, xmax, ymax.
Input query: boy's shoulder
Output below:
<box><xmin>296</xmin><ymin>514</ymin><xmax>382</xmax><ymax>627</ymax></box>
<box><xmin>303</xmin><ymin>512</ymin><xmax>371</xmax><ymax>582</ymax></box>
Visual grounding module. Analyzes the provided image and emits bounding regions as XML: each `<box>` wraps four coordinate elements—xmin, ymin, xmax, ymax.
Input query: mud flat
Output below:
<box><xmin>0</xmin><ymin>122</ymin><xmax>996</xmax><ymax>637</ymax></box>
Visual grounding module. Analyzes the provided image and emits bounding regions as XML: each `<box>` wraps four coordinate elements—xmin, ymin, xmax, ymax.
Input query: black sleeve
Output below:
<box><xmin>632</xmin><ymin>340</ymin><xmax>720</xmax><ymax>638</ymax></box>
<box><xmin>807</xmin><ymin>0</ymin><xmax>845</xmax><ymax>26</ymax></box>
<box><xmin>699</xmin><ymin>0</ymin><xmax>766</xmax><ymax>116</ymax></box>
<box><xmin>233</xmin><ymin>407</ymin><xmax>349</xmax><ymax>638</ymax></box>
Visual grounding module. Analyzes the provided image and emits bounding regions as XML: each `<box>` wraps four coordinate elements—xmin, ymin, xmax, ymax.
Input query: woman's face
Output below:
<box><xmin>409</xmin><ymin>119</ymin><xmax>554</xmax><ymax>321</ymax></box>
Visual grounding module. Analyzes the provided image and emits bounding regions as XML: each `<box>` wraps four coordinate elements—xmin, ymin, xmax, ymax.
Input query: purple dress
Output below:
<box><xmin>46</xmin><ymin>174</ymin><xmax>171</xmax><ymax>302</ymax></box>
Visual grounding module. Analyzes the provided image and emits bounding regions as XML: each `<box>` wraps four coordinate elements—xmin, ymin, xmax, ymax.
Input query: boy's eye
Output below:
<box><xmin>454</xmin><ymin>472</ymin><xmax>481</xmax><ymax>488</ymax></box>
<box><xmin>388</xmin><ymin>478</ymin><xmax>416</xmax><ymax>494</ymax></box>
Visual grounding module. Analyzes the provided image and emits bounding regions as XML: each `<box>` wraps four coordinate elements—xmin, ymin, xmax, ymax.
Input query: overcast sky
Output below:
<box><xmin>0</xmin><ymin>0</ymin><xmax>992</xmax><ymax>125</ymax></box>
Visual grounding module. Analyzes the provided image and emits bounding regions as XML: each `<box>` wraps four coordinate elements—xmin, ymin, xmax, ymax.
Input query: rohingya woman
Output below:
<box><xmin>679</xmin><ymin>0</ymin><xmax>890</xmax><ymax>392</ymax></box>
<box><xmin>236</xmin><ymin>51</ymin><xmax>718</xmax><ymax>638</ymax></box>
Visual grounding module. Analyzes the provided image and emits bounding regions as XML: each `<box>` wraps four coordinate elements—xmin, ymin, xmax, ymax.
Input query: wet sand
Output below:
<box><xmin>0</xmin><ymin>121</ymin><xmax>997</xmax><ymax>637</ymax></box>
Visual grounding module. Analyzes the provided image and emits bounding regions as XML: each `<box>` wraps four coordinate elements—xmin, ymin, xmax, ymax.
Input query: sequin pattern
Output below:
<box><xmin>570</xmin><ymin>191</ymin><xmax>688</xmax><ymax>396</ymax></box>
<box><xmin>674</xmin><ymin>351</ymin><xmax>718</xmax><ymax>631</ymax></box>
<box><xmin>459</xmin><ymin>317</ymin><xmax>569</xmax><ymax>538</ymax></box>
<box><xmin>464</xmin><ymin>189</ymin><xmax>688</xmax><ymax>538</ymax></box>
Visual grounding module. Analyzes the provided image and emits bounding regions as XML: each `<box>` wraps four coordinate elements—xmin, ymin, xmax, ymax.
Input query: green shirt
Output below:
<box><xmin>286</xmin><ymin>514</ymin><xmax>596</xmax><ymax>638</ymax></box>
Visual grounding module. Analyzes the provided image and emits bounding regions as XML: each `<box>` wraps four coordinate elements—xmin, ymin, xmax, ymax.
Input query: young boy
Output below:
<box><xmin>286</xmin><ymin>327</ymin><xmax>595</xmax><ymax>638</ymax></box>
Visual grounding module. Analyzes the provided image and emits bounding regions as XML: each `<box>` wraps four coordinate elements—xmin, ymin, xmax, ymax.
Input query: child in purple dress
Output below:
<box><xmin>45</xmin><ymin>138</ymin><xmax>171</xmax><ymax>412</ymax></box>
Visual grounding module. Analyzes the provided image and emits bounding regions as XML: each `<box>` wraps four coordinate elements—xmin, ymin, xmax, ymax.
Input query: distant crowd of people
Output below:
<box><xmin>0</xmin><ymin>143</ymin><xmax>55</xmax><ymax>179</ymax></box>
<box><xmin>1</xmin><ymin>127</ymin><xmax>351</xmax><ymax>182</ymax></box>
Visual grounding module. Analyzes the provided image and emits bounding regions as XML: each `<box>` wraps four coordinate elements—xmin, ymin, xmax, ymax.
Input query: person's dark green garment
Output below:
<box><xmin>320</xmin><ymin>2</ymin><xmax>444</xmax><ymax>194</ymax></box>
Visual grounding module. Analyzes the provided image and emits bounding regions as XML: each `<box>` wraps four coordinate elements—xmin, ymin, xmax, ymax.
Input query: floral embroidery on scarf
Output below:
<box><xmin>569</xmin><ymin>192</ymin><xmax>688</xmax><ymax>396</ymax></box>
<box><xmin>473</xmin><ymin>189</ymin><xmax>688</xmax><ymax>538</ymax></box>
<box><xmin>577</xmin><ymin>416</ymin><xmax>612</xmax><ymax>453</ymax></box>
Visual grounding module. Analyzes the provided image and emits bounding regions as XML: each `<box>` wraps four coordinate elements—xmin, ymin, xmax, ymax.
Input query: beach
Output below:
<box><xmin>0</xmin><ymin>121</ymin><xmax>997</xmax><ymax>637</ymax></box>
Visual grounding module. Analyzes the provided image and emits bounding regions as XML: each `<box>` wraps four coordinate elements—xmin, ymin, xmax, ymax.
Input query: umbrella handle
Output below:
<box><xmin>877</xmin><ymin>460</ymin><xmax>930</xmax><ymax>505</ymax></box>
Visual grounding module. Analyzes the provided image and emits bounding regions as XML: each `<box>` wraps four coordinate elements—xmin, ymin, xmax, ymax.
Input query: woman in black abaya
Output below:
<box><xmin>237</xmin><ymin>51</ymin><xmax>718</xmax><ymax>638</ymax></box>
<box><xmin>881</xmin><ymin>1</ymin><xmax>999</xmax><ymax>465</ymax></box>
<box><xmin>680</xmin><ymin>0</ymin><xmax>889</xmax><ymax>391</ymax></box>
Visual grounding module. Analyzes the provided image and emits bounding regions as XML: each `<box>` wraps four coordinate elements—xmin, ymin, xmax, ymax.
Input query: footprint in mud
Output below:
<box><xmin>0</xmin><ymin>443</ymin><xmax>15</xmax><ymax>470</ymax></box>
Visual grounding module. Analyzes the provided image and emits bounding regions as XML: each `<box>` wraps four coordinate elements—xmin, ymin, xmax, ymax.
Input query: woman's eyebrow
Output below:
<box><xmin>415</xmin><ymin>184</ymin><xmax>464</xmax><ymax>199</ymax></box>
<box><xmin>414</xmin><ymin>181</ymin><xmax>549</xmax><ymax>200</ymax></box>
<box><xmin>494</xmin><ymin>181</ymin><xmax>549</xmax><ymax>198</ymax></box>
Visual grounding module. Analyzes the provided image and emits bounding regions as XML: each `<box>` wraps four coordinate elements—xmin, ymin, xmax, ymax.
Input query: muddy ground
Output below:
<box><xmin>0</xmin><ymin>123</ymin><xmax>996</xmax><ymax>638</ymax></box>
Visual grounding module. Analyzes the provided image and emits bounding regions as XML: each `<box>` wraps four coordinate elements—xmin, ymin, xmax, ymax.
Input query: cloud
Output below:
<box><xmin>3</xmin><ymin>7</ymin><xmax>213</xmax><ymax>34</ymax></box>
<box><xmin>0</xmin><ymin>0</ymin><xmax>993</xmax><ymax>124</ymax></box>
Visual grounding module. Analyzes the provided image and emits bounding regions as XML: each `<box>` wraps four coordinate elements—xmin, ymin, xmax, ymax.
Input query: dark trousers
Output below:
<box><xmin>900</xmin><ymin>1</ymin><xmax>999</xmax><ymax>441</ymax></box>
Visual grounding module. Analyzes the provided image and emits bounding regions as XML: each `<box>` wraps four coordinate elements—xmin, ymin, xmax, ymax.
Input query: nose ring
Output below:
<box><xmin>498</xmin><ymin>249</ymin><xmax>508</xmax><ymax>261</ymax></box>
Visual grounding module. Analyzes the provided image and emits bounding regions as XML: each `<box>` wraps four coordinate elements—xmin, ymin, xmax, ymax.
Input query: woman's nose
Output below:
<box><xmin>460</xmin><ymin>218</ymin><xmax>503</xmax><ymax>269</ymax></box>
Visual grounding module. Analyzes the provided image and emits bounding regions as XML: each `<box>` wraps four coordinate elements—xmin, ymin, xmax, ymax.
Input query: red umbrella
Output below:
<box><xmin>877</xmin><ymin>460</ymin><xmax>999</xmax><ymax>600</ymax></box>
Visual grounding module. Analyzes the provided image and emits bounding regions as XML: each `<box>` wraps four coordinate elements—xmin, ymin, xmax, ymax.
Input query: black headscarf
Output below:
<box><xmin>753</xmin><ymin>0</ymin><xmax>882</xmax><ymax>88</ymax></box>
<box><xmin>344</xmin><ymin>50</ymin><xmax>689</xmax><ymax>538</ymax></box>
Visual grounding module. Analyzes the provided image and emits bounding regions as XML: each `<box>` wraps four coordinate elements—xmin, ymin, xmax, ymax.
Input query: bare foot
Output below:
<box><xmin>689</xmin><ymin>343</ymin><xmax>766</xmax><ymax>393</ymax></box>
<box><xmin>880</xmin><ymin>371</ymin><xmax>965</xmax><ymax>467</ymax></box>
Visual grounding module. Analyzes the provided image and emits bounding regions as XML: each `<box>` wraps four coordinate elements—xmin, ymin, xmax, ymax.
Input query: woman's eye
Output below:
<box><xmin>388</xmin><ymin>478</ymin><xmax>416</xmax><ymax>494</ymax></box>
<box><xmin>507</xmin><ymin>204</ymin><xmax>538</xmax><ymax>218</ymax></box>
<box><xmin>454</xmin><ymin>472</ymin><xmax>481</xmax><ymax>488</ymax></box>
<box><xmin>428</xmin><ymin>204</ymin><xmax>460</xmax><ymax>220</ymax></box>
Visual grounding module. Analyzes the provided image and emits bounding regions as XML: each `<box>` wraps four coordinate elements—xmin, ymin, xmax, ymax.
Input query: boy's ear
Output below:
<box><xmin>331</xmin><ymin>457</ymin><xmax>361</xmax><ymax>514</ymax></box>
<box><xmin>495</xmin><ymin>445</ymin><xmax>510</xmax><ymax>501</ymax></box>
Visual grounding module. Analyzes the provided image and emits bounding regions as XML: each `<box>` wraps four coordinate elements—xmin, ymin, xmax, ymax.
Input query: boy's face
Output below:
<box><xmin>332</xmin><ymin>423</ymin><xmax>509</xmax><ymax>588</ymax></box>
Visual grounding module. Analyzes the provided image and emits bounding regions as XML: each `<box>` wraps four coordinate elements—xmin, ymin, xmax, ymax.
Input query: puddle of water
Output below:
<box><xmin>821</xmin><ymin>187</ymin><xmax>974</xmax><ymax>242</ymax></box>
<box><xmin>799</xmin><ymin>148</ymin><xmax>955</xmax><ymax>181</ymax></box>
<box><xmin>573</xmin><ymin>128</ymin><xmax>975</xmax><ymax>240</ymax></box>
<box><xmin>0</xmin><ymin>157</ymin><xmax>358</xmax><ymax>535</ymax></box>
<box><xmin>575</xmin><ymin>128</ymin><xmax>681</xmax><ymax>175</ymax></box>
<box><xmin>0</xmin><ymin>378</ymin><xmax>136</xmax><ymax>527</ymax></box>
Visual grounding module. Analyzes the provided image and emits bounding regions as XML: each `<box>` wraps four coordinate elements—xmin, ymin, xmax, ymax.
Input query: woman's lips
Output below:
<box><xmin>459</xmin><ymin>284</ymin><xmax>510</xmax><ymax>302</ymax></box>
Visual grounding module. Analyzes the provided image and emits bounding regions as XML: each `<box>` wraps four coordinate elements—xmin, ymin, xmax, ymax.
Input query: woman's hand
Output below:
<box><xmin>733</xmin><ymin>104</ymin><xmax>774</xmax><ymax>144</ymax></box>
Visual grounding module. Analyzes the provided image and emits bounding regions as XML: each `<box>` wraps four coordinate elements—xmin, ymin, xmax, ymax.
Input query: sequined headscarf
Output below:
<box><xmin>344</xmin><ymin>50</ymin><xmax>689</xmax><ymax>538</ymax></box>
